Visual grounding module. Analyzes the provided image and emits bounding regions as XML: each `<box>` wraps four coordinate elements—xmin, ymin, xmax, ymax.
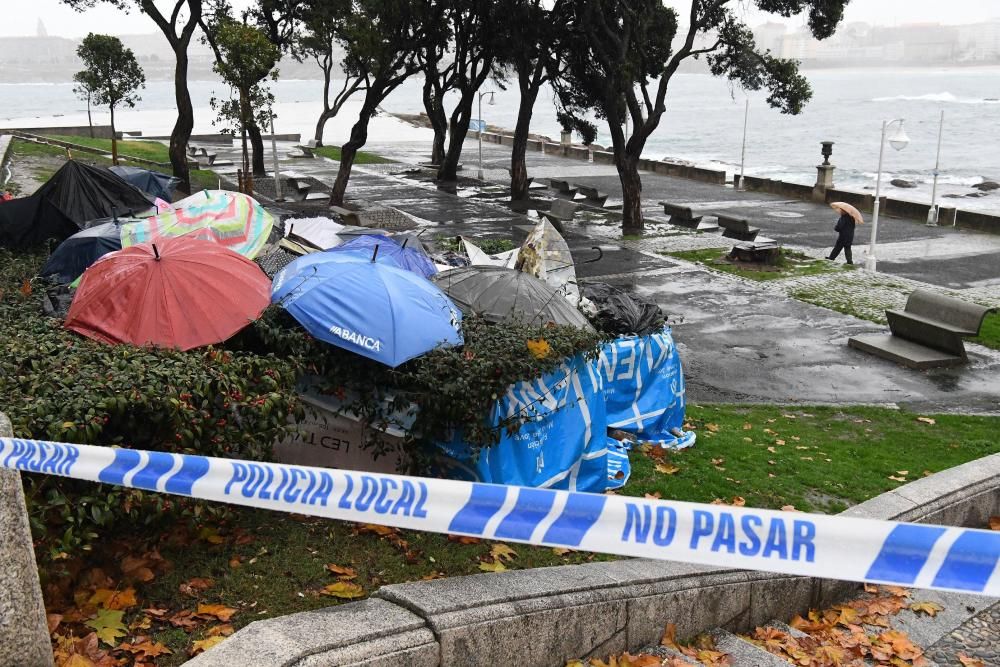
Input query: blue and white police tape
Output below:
<box><xmin>2</xmin><ymin>437</ymin><xmax>998</xmax><ymax>597</ymax></box>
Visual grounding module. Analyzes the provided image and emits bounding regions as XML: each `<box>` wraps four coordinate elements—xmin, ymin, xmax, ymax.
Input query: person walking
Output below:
<box><xmin>827</xmin><ymin>202</ymin><xmax>862</xmax><ymax>265</ymax></box>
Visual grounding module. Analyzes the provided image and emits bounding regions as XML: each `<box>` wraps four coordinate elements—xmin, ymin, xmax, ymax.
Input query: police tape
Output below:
<box><xmin>2</xmin><ymin>437</ymin><xmax>998</xmax><ymax>597</ymax></box>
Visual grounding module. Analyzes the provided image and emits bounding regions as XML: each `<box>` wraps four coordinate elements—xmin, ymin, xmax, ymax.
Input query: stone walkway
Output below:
<box><xmin>924</xmin><ymin>604</ymin><xmax>1000</xmax><ymax>666</ymax></box>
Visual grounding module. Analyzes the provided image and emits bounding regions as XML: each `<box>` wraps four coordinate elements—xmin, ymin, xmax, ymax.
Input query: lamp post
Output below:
<box><xmin>865</xmin><ymin>118</ymin><xmax>910</xmax><ymax>272</ymax></box>
<box><xmin>477</xmin><ymin>90</ymin><xmax>495</xmax><ymax>180</ymax></box>
<box><xmin>738</xmin><ymin>98</ymin><xmax>749</xmax><ymax>190</ymax></box>
<box><xmin>269</xmin><ymin>111</ymin><xmax>283</xmax><ymax>202</ymax></box>
<box><xmin>927</xmin><ymin>110</ymin><xmax>944</xmax><ymax>226</ymax></box>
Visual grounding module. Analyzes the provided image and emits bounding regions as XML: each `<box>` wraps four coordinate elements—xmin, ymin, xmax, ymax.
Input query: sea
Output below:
<box><xmin>2</xmin><ymin>67</ymin><xmax>999</xmax><ymax>213</ymax></box>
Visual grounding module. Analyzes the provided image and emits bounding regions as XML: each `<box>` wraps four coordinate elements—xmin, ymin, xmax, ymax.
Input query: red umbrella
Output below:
<box><xmin>65</xmin><ymin>236</ymin><xmax>271</xmax><ymax>351</ymax></box>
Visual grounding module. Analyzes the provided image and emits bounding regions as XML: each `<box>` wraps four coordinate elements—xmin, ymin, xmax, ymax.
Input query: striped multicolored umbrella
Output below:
<box><xmin>120</xmin><ymin>191</ymin><xmax>274</xmax><ymax>259</ymax></box>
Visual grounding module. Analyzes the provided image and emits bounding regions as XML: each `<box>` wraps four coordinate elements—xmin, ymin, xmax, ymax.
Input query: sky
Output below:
<box><xmin>0</xmin><ymin>0</ymin><xmax>996</xmax><ymax>38</ymax></box>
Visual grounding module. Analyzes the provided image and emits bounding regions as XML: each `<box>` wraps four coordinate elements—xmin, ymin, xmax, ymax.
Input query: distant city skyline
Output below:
<box><xmin>0</xmin><ymin>0</ymin><xmax>997</xmax><ymax>38</ymax></box>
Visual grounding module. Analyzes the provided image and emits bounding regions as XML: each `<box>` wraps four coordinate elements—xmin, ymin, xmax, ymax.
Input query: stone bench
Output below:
<box><xmin>716</xmin><ymin>214</ymin><xmax>760</xmax><ymax>242</ymax></box>
<box><xmin>330</xmin><ymin>204</ymin><xmax>362</xmax><ymax>226</ymax></box>
<box><xmin>547</xmin><ymin>179</ymin><xmax>577</xmax><ymax>196</ymax></box>
<box><xmin>728</xmin><ymin>239</ymin><xmax>780</xmax><ymax>264</ymax></box>
<box><xmin>848</xmin><ymin>290</ymin><xmax>995</xmax><ymax>369</ymax></box>
<box><xmin>574</xmin><ymin>185</ymin><xmax>608</xmax><ymax>207</ymax></box>
<box><xmin>540</xmin><ymin>199</ymin><xmax>577</xmax><ymax>233</ymax></box>
<box><xmin>659</xmin><ymin>202</ymin><xmax>702</xmax><ymax>229</ymax></box>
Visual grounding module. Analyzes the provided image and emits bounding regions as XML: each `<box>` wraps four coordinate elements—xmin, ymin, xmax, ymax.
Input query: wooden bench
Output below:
<box><xmin>540</xmin><ymin>199</ymin><xmax>577</xmax><ymax>233</ymax></box>
<box><xmin>848</xmin><ymin>290</ymin><xmax>995</xmax><ymax>369</ymax></box>
<box><xmin>574</xmin><ymin>185</ymin><xmax>608</xmax><ymax>207</ymax></box>
<box><xmin>659</xmin><ymin>202</ymin><xmax>703</xmax><ymax>229</ymax></box>
<box><xmin>716</xmin><ymin>214</ymin><xmax>760</xmax><ymax>242</ymax></box>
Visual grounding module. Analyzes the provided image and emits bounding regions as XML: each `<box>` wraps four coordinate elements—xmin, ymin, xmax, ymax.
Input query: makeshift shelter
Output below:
<box><xmin>109</xmin><ymin>166</ymin><xmax>181</xmax><ymax>202</ymax></box>
<box><xmin>120</xmin><ymin>190</ymin><xmax>274</xmax><ymax>259</ymax></box>
<box><xmin>39</xmin><ymin>217</ymin><xmax>140</xmax><ymax>284</ymax></box>
<box><xmin>0</xmin><ymin>161</ymin><xmax>153</xmax><ymax>249</ymax></box>
<box><xmin>432</xmin><ymin>266</ymin><xmax>594</xmax><ymax>330</ymax></box>
<box><xmin>65</xmin><ymin>237</ymin><xmax>271</xmax><ymax>351</ymax></box>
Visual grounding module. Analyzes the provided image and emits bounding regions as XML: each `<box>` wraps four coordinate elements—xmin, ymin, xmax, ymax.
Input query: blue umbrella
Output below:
<box><xmin>272</xmin><ymin>249</ymin><xmax>463</xmax><ymax>367</ymax></box>
<box><xmin>331</xmin><ymin>234</ymin><xmax>438</xmax><ymax>278</ymax></box>
<box><xmin>39</xmin><ymin>219</ymin><xmax>127</xmax><ymax>284</ymax></box>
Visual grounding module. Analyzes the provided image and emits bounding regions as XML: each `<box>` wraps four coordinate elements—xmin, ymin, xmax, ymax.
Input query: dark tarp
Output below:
<box><xmin>110</xmin><ymin>166</ymin><xmax>181</xmax><ymax>202</ymax></box>
<box><xmin>582</xmin><ymin>283</ymin><xmax>664</xmax><ymax>337</ymax></box>
<box><xmin>0</xmin><ymin>161</ymin><xmax>153</xmax><ymax>249</ymax></box>
<box><xmin>39</xmin><ymin>219</ymin><xmax>131</xmax><ymax>284</ymax></box>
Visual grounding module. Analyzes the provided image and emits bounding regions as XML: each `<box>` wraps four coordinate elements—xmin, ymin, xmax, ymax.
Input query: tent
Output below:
<box><xmin>0</xmin><ymin>161</ymin><xmax>154</xmax><ymax>249</ymax></box>
<box><xmin>109</xmin><ymin>166</ymin><xmax>181</xmax><ymax>202</ymax></box>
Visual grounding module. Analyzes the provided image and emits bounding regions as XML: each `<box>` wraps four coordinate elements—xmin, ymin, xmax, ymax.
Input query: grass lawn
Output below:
<box><xmin>666</xmin><ymin>248</ymin><xmax>853</xmax><ymax>282</ymax></box>
<box><xmin>314</xmin><ymin>145</ymin><xmax>395</xmax><ymax>164</ymax></box>
<box><xmin>43</xmin><ymin>134</ymin><xmax>172</xmax><ymax>163</ymax></box>
<box><xmin>970</xmin><ymin>312</ymin><xmax>1000</xmax><ymax>350</ymax></box>
<box><xmin>42</xmin><ymin>404</ymin><xmax>999</xmax><ymax>664</ymax></box>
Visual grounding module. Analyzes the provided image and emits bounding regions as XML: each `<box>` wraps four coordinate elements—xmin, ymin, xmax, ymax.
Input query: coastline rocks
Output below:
<box><xmin>972</xmin><ymin>180</ymin><xmax>999</xmax><ymax>192</ymax></box>
<box><xmin>890</xmin><ymin>178</ymin><xmax>917</xmax><ymax>189</ymax></box>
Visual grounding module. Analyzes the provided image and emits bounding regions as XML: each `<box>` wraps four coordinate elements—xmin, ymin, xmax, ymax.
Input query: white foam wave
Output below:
<box><xmin>872</xmin><ymin>92</ymin><xmax>1000</xmax><ymax>104</ymax></box>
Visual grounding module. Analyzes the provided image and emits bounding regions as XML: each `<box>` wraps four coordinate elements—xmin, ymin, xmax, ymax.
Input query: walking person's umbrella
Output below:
<box><xmin>830</xmin><ymin>202</ymin><xmax>865</xmax><ymax>224</ymax></box>
<box><xmin>39</xmin><ymin>219</ymin><xmax>129</xmax><ymax>284</ymax></box>
<box><xmin>65</xmin><ymin>237</ymin><xmax>271</xmax><ymax>351</ymax></box>
<box><xmin>331</xmin><ymin>234</ymin><xmax>438</xmax><ymax>278</ymax></box>
<box><xmin>431</xmin><ymin>266</ymin><xmax>594</xmax><ymax>331</ymax></box>
<box><xmin>272</xmin><ymin>250</ymin><xmax>462</xmax><ymax>367</ymax></box>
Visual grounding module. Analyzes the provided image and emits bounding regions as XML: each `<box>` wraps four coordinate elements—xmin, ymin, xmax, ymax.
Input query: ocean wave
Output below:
<box><xmin>871</xmin><ymin>92</ymin><xmax>1000</xmax><ymax>104</ymax></box>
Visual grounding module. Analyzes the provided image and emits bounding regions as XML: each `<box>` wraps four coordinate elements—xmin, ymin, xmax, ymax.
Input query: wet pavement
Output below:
<box><xmin>219</xmin><ymin>140</ymin><xmax>1000</xmax><ymax>412</ymax></box>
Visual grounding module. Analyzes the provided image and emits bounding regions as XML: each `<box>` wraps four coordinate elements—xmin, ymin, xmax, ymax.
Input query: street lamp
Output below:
<box><xmin>927</xmin><ymin>110</ymin><xmax>944</xmax><ymax>226</ymax></box>
<box><xmin>865</xmin><ymin>118</ymin><xmax>910</xmax><ymax>272</ymax></box>
<box><xmin>477</xmin><ymin>90</ymin><xmax>496</xmax><ymax>180</ymax></box>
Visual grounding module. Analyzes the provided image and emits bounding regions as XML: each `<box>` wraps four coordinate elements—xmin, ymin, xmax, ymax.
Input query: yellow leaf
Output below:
<box><xmin>566</xmin><ymin>662</ymin><xmax>586</xmax><ymax>667</ymax></box>
<box><xmin>88</xmin><ymin>587</ymin><xmax>137</xmax><ymax>610</ymax></box>
<box><xmin>124</xmin><ymin>640</ymin><xmax>172</xmax><ymax>658</ymax></box>
<box><xmin>990</xmin><ymin>516</ymin><xmax>1000</xmax><ymax>531</ymax></box>
<box><xmin>490</xmin><ymin>544</ymin><xmax>518</xmax><ymax>562</ymax></box>
<box><xmin>916</xmin><ymin>417</ymin><xmax>936</xmax><ymax>425</ymax></box>
<box><xmin>742</xmin><ymin>423</ymin><xmax>752</xmax><ymax>430</ymax></box>
<box><xmin>479</xmin><ymin>560</ymin><xmax>507</xmax><ymax>573</ymax></box>
<box><xmin>896</xmin><ymin>470</ymin><xmax>909</xmax><ymax>476</ymax></box>
<box><xmin>195</xmin><ymin>604</ymin><xmax>238</xmax><ymax>622</ymax></box>
<box><xmin>61</xmin><ymin>421</ymin><xmax>76</xmax><ymax>430</ymax></box>
<box><xmin>84</xmin><ymin>608</ymin><xmax>126</xmax><ymax>647</ymax></box>
<box><xmin>767</xmin><ymin>446</ymin><xmax>777</xmax><ymax>453</ymax></box>
<box><xmin>655</xmin><ymin>463</ymin><xmax>680</xmax><ymax>475</ymax></box>
<box><xmin>552</xmin><ymin>547</ymin><xmax>571</xmax><ymax>556</ymax></box>
<box><xmin>731</xmin><ymin>496</ymin><xmax>746</xmax><ymax>507</ymax></box>
<box><xmin>888</xmin><ymin>475</ymin><xmax>907</xmax><ymax>482</ymax></box>
<box><xmin>191</xmin><ymin>635</ymin><xmax>227</xmax><ymax>656</ymax></box>
<box><xmin>322</xmin><ymin>582</ymin><xmax>366</xmax><ymax>599</ymax></box>
<box><xmin>325</xmin><ymin>563</ymin><xmax>358</xmax><ymax>579</ymax></box>
<box><xmin>775</xmin><ymin>439</ymin><xmax>786</xmax><ymax>446</ymax></box>
<box><xmin>526</xmin><ymin>338</ymin><xmax>552</xmax><ymax>359</ymax></box>
<box><xmin>705</xmin><ymin>423</ymin><xmax>720</xmax><ymax>432</ymax></box>
<box><xmin>909</xmin><ymin>601</ymin><xmax>944</xmax><ymax>617</ymax></box>
<box><xmin>63</xmin><ymin>656</ymin><xmax>97</xmax><ymax>667</ymax></box>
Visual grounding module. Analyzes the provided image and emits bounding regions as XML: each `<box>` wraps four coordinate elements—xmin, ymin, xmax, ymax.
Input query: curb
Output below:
<box><xmin>187</xmin><ymin>452</ymin><xmax>1000</xmax><ymax>667</ymax></box>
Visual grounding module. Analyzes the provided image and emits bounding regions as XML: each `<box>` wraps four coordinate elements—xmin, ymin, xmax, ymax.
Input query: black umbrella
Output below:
<box><xmin>39</xmin><ymin>218</ymin><xmax>128</xmax><ymax>284</ymax></box>
<box><xmin>431</xmin><ymin>266</ymin><xmax>594</xmax><ymax>331</ymax></box>
<box><xmin>110</xmin><ymin>166</ymin><xmax>181</xmax><ymax>202</ymax></box>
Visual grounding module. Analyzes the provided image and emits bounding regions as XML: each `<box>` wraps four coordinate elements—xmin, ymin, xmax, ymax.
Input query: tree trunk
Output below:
<box><xmin>618</xmin><ymin>154</ymin><xmax>644</xmax><ymax>236</ymax></box>
<box><xmin>248</xmin><ymin>120</ymin><xmax>266</xmax><ymax>176</ymax></box>
<box><xmin>510</xmin><ymin>84</ymin><xmax>539</xmax><ymax>202</ymax></box>
<box><xmin>170</xmin><ymin>49</ymin><xmax>194</xmax><ymax>194</ymax></box>
<box><xmin>86</xmin><ymin>96</ymin><xmax>94</xmax><ymax>139</ymax></box>
<box><xmin>109</xmin><ymin>105</ymin><xmax>118</xmax><ymax>166</ymax></box>
<box><xmin>330</xmin><ymin>100</ymin><xmax>378</xmax><ymax>205</ymax></box>
<box><xmin>438</xmin><ymin>92</ymin><xmax>476</xmax><ymax>182</ymax></box>
<box><xmin>422</xmin><ymin>75</ymin><xmax>447</xmax><ymax>165</ymax></box>
<box><xmin>314</xmin><ymin>109</ymin><xmax>333</xmax><ymax>147</ymax></box>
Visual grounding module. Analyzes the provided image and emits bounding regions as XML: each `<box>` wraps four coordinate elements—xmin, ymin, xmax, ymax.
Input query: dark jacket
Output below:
<box><xmin>834</xmin><ymin>213</ymin><xmax>856</xmax><ymax>244</ymax></box>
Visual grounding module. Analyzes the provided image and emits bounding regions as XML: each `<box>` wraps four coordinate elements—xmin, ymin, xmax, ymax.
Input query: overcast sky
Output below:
<box><xmin>1</xmin><ymin>0</ymin><xmax>996</xmax><ymax>38</ymax></box>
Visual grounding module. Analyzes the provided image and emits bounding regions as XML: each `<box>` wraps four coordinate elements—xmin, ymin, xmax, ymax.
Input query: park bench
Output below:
<box><xmin>728</xmin><ymin>238</ymin><xmax>780</xmax><ymax>264</ymax></box>
<box><xmin>330</xmin><ymin>204</ymin><xmax>362</xmax><ymax>227</ymax></box>
<box><xmin>716</xmin><ymin>214</ymin><xmax>760</xmax><ymax>242</ymax></box>
<box><xmin>574</xmin><ymin>184</ymin><xmax>608</xmax><ymax>207</ymax></box>
<box><xmin>196</xmin><ymin>147</ymin><xmax>218</xmax><ymax>166</ymax></box>
<box><xmin>540</xmin><ymin>198</ymin><xmax>577</xmax><ymax>233</ymax></box>
<box><xmin>659</xmin><ymin>202</ymin><xmax>703</xmax><ymax>229</ymax></box>
<box><xmin>848</xmin><ymin>290</ymin><xmax>995</xmax><ymax>369</ymax></box>
<box><xmin>547</xmin><ymin>179</ymin><xmax>577</xmax><ymax>196</ymax></box>
<box><xmin>285</xmin><ymin>176</ymin><xmax>312</xmax><ymax>201</ymax></box>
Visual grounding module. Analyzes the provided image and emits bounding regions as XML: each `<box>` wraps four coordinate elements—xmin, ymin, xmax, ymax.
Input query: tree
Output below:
<box><xmin>553</xmin><ymin>0</ymin><xmax>848</xmax><ymax>235</ymax></box>
<box><xmin>328</xmin><ymin>0</ymin><xmax>434</xmax><ymax>205</ymax></box>
<box><xmin>72</xmin><ymin>70</ymin><xmax>99</xmax><ymax>139</ymax></box>
<box><xmin>75</xmin><ymin>33</ymin><xmax>145</xmax><ymax>165</ymax></box>
<box><xmin>62</xmin><ymin>0</ymin><xmax>206</xmax><ymax>193</ymax></box>
<box><xmin>419</xmin><ymin>0</ymin><xmax>506</xmax><ymax>182</ymax></box>
<box><xmin>206</xmin><ymin>19</ymin><xmax>280</xmax><ymax>186</ymax></box>
<box><xmin>496</xmin><ymin>0</ymin><xmax>570</xmax><ymax>202</ymax></box>
<box><xmin>296</xmin><ymin>0</ymin><xmax>364</xmax><ymax>146</ymax></box>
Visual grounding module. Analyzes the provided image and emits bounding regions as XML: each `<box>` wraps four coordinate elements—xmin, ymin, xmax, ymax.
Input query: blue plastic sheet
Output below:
<box><xmin>597</xmin><ymin>328</ymin><xmax>695</xmax><ymax>449</ymax></box>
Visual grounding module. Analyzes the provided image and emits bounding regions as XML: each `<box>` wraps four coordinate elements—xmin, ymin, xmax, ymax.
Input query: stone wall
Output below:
<box><xmin>190</xmin><ymin>452</ymin><xmax>1000</xmax><ymax>667</ymax></box>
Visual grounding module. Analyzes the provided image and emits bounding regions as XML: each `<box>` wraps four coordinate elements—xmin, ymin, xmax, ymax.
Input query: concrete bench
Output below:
<box><xmin>330</xmin><ymin>205</ymin><xmax>362</xmax><ymax>226</ymax></box>
<box><xmin>547</xmin><ymin>179</ymin><xmax>577</xmax><ymax>196</ymax></box>
<box><xmin>540</xmin><ymin>199</ymin><xmax>577</xmax><ymax>233</ymax></box>
<box><xmin>285</xmin><ymin>176</ymin><xmax>312</xmax><ymax>202</ymax></box>
<box><xmin>660</xmin><ymin>202</ymin><xmax>703</xmax><ymax>229</ymax></box>
<box><xmin>195</xmin><ymin>147</ymin><xmax>218</xmax><ymax>165</ymax></box>
<box><xmin>848</xmin><ymin>290</ymin><xmax>995</xmax><ymax>369</ymax></box>
<box><xmin>716</xmin><ymin>214</ymin><xmax>760</xmax><ymax>242</ymax></box>
<box><xmin>574</xmin><ymin>185</ymin><xmax>608</xmax><ymax>207</ymax></box>
<box><xmin>290</xmin><ymin>145</ymin><xmax>316</xmax><ymax>159</ymax></box>
<box><xmin>729</xmin><ymin>240</ymin><xmax>781</xmax><ymax>264</ymax></box>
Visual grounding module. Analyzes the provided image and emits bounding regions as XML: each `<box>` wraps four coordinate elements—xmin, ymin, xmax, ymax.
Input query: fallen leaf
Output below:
<box><xmin>85</xmin><ymin>609</ymin><xmax>126</xmax><ymax>646</ymax></box>
<box><xmin>123</xmin><ymin>640</ymin><xmax>172</xmax><ymax>659</ymax></box>
<box><xmin>619</xmin><ymin>654</ymin><xmax>662</xmax><ymax>667</ymax></box>
<box><xmin>660</xmin><ymin>623</ymin><xmax>678</xmax><ymax>648</ymax></box>
<box><xmin>490</xmin><ymin>544</ymin><xmax>518</xmax><ymax>562</ymax></box>
<box><xmin>896</xmin><ymin>470</ymin><xmax>909</xmax><ymax>476</ymax></box>
<box><xmin>19</xmin><ymin>278</ymin><xmax>32</xmax><ymax>297</ymax></box>
<box><xmin>552</xmin><ymin>547</ymin><xmax>572</xmax><ymax>556</ymax></box>
<box><xmin>888</xmin><ymin>475</ymin><xmax>907</xmax><ymax>482</ymax></box>
<box><xmin>88</xmin><ymin>587</ymin><xmax>137</xmax><ymax>611</ymax></box>
<box><xmin>62</xmin><ymin>656</ymin><xmax>96</xmax><ymax>667</ymax></box>
<box><xmin>190</xmin><ymin>635</ymin><xmax>227</xmax><ymax>656</ymax></box>
<box><xmin>767</xmin><ymin>446</ymin><xmax>777</xmax><ymax>453</ymax></box>
<box><xmin>325</xmin><ymin>564</ymin><xmax>358</xmax><ymax>579</ymax></box>
<box><xmin>780</xmin><ymin>505</ymin><xmax>800</xmax><ymax>512</ymax></box>
<box><xmin>526</xmin><ymin>338</ymin><xmax>552</xmax><ymax>359</ymax></box>
<box><xmin>179</xmin><ymin>577</ymin><xmax>214</xmax><ymax>597</ymax></box>
<box><xmin>775</xmin><ymin>439</ymin><xmax>786</xmax><ymax>446</ymax></box>
<box><xmin>167</xmin><ymin>609</ymin><xmax>200</xmax><ymax>630</ymax></box>
<box><xmin>322</xmin><ymin>582</ymin><xmax>366</xmax><ymax>599</ymax></box>
<box><xmin>705</xmin><ymin>423</ymin><xmax>720</xmax><ymax>433</ymax></box>
<box><xmin>957</xmin><ymin>653</ymin><xmax>986</xmax><ymax>667</ymax></box>
<box><xmin>644</xmin><ymin>492</ymin><xmax>662</xmax><ymax>500</ymax></box>
<box><xmin>916</xmin><ymin>417</ymin><xmax>936</xmax><ymax>425</ymax></box>
<box><xmin>731</xmin><ymin>496</ymin><xmax>746</xmax><ymax>507</ymax></box>
<box><xmin>782</xmin><ymin>413</ymin><xmax>797</xmax><ymax>419</ymax></box>
<box><xmin>742</xmin><ymin>423</ymin><xmax>752</xmax><ymax>430</ymax></box>
<box><xmin>478</xmin><ymin>560</ymin><xmax>507</xmax><ymax>573</ymax></box>
<box><xmin>742</xmin><ymin>437</ymin><xmax>752</xmax><ymax>443</ymax></box>
<box><xmin>448</xmin><ymin>534</ymin><xmax>480</xmax><ymax>545</ymax></box>
<box><xmin>195</xmin><ymin>604</ymin><xmax>237</xmax><ymax>622</ymax></box>
<box><xmin>990</xmin><ymin>516</ymin><xmax>1000</xmax><ymax>531</ymax></box>
<box><xmin>357</xmin><ymin>523</ymin><xmax>397</xmax><ymax>537</ymax></box>
<box><xmin>800</xmin><ymin>456</ymin><xmax>813</xmax><ymax>461</ymax></box>
<box><xmin>206</xmin><ymin>624</ymin><xmax>235</xmax><ymax>637</ymax></box>
<box><xmin>909</xmin><ymin>601</ymin><xmax>944</xmax><ymax>617</ymax></box>
<box><xmin>655</xmin><ymin>463</ymin><xmax>680</xmax><ymax>475</ymax></box>
<box><xmin>197</xmin><ymin>525</ymin><xmax>225</xmax><ymax>544</ymax></box>
<box><xmin>864</xmin><ymin>583</ymin><xmax>880</xmax><ymax>594</ymax></box>
<box><xmin>47</xmin><ymin>613</ymin><xmax>63</xmax><ymax>635</ymax></box>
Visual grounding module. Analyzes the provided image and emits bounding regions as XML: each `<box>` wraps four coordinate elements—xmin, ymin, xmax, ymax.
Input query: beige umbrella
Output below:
<box><xmin>830</xmin><ymin>201</ymin><xmax>864</xmax><ymax>224</ymax></box>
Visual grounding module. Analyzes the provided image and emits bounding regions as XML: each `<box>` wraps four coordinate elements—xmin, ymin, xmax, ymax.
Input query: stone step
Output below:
<box><xmin>627</xmin><ymin>645</ymin><xmax>699</xmax><ymax>666</ymax></box>
<box><xmin>764</xmin><ymin>619</ymin><xmax>809</xmax><ymax>640</ymax></box>
<box><xmin>710</xmin><ymin>629</ymin><xmax>789</xmax><ymax>667</ymax></box>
